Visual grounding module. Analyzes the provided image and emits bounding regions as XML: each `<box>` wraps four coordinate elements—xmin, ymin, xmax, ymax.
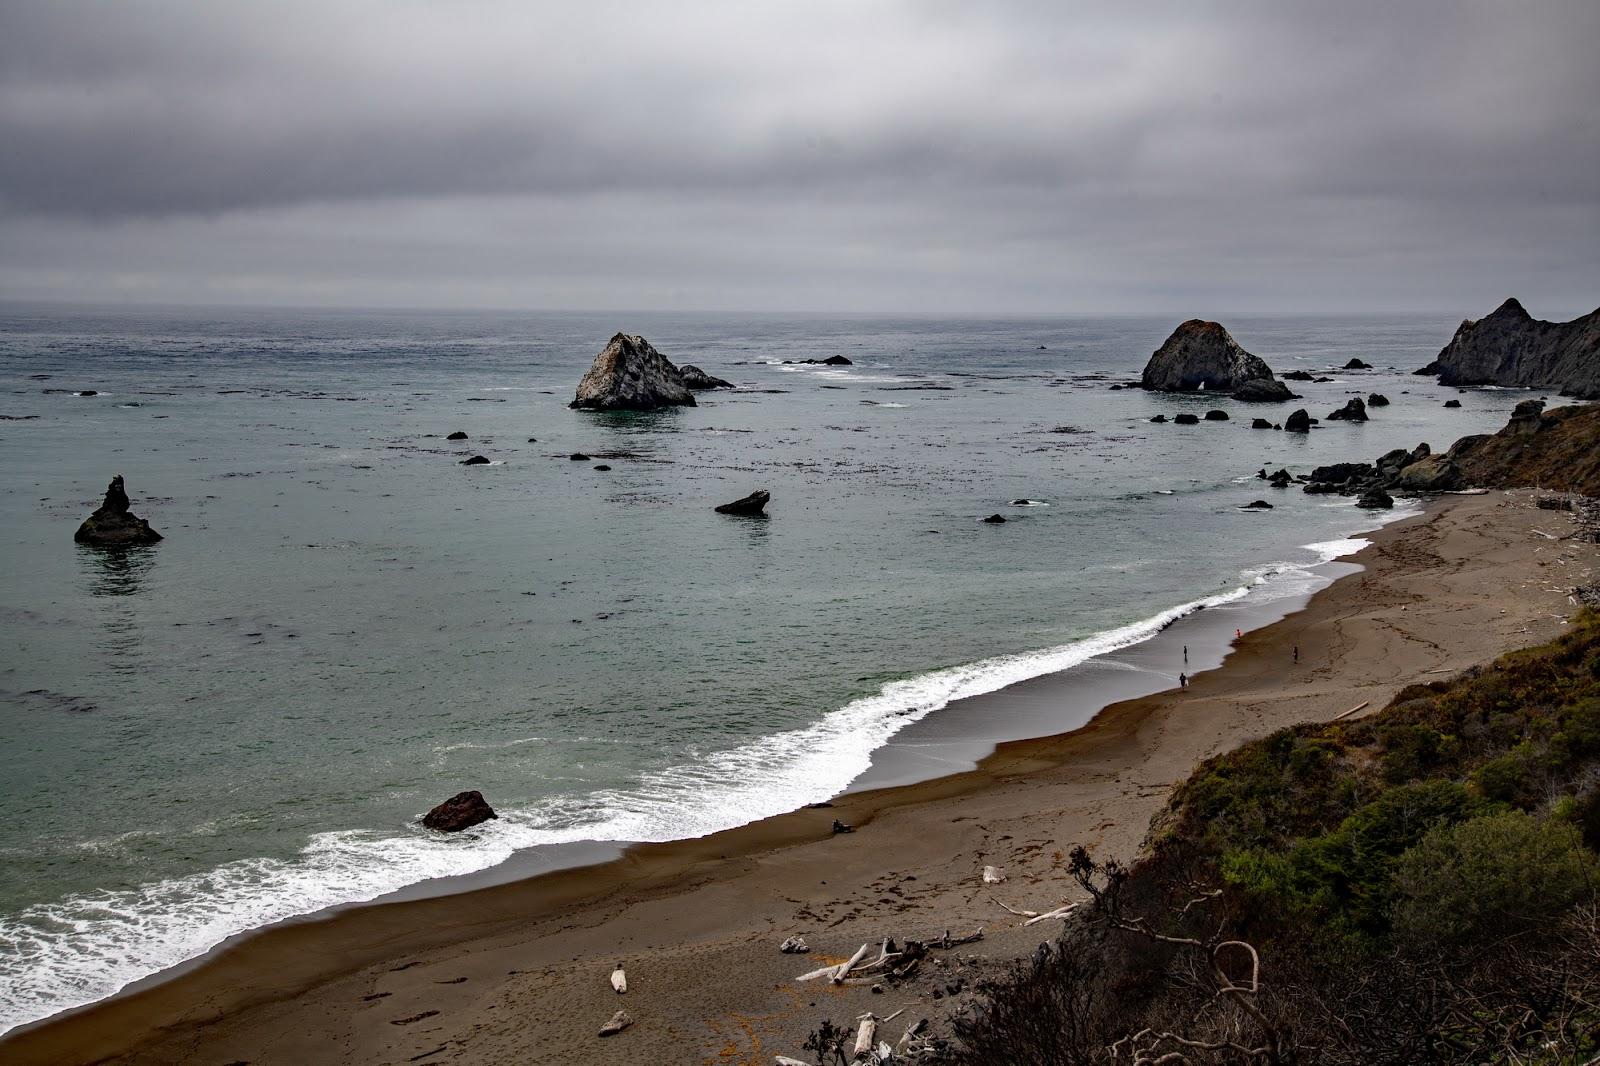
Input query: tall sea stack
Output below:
<box><xmin>570</xmin><ymin>334</ymin><xmax>698</xmax><ymax>411</ymax></box>
<box><xmin>1141</xmin><ymin>321</ymin><xmax>1296</xmax><ymax>401</ymax></box>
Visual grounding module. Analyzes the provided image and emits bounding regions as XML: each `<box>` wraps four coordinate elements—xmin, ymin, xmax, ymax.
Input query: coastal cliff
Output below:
<box><xmin>1417</xmin><ymin>298</ymin><xmax>1600</xmax><ymax>399</ymax></box>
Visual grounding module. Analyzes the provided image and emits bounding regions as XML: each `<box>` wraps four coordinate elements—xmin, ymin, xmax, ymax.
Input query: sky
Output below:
<box><xmin>0</xmin><ymin>1</ymin><xmax>1596</xmax><ymax>315</ymax></box>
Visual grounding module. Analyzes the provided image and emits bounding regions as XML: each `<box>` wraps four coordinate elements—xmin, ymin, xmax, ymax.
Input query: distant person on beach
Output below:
<box><xmin>1293</xmin><ymin>644</ymin><xmax>1299</xmax><ymax>663</ymax></box>
<box><xmin>1183</xmin><ymin>644</ymin><xmax>1188</xmax><ymax>663</ymax></box>
<box><xmin>1235</xmin><ymin>628</ymin><xmax>1242</xmax><ymax>640</ymax></box>
<box><xmin>1178</xmin><ymin>672</ymin><xmax>1188</xmax><ymax>689</ymax></box>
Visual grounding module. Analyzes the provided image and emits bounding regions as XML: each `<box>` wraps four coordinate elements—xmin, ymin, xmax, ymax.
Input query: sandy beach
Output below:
<box><xmin>5</xmin><ymin>488</ymin><xmax>1595</xmax><ymax>1066</ymax></box>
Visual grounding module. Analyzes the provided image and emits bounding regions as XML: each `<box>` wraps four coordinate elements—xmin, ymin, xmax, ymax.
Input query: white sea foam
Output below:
<box><xmin>0</xmin><ymin>511</ymin><xmax>1417</xmax><ymax>1035</ymax></box>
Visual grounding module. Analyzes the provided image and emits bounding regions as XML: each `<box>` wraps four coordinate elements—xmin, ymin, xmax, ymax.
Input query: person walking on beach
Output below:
<box><xmin>1178</xmin><ymin>672</ymin><xmax>1188</xmax><ymax>690</ymax></box>
<box><xmin>1293</xmin><ymin>644</ymin><xmax>1299</xmax><ymax>664</ymax></box>
<box><xmin>1182</xmin><ymin>644</ymin><xmax>1188</xmax><ymax>664</ymax></box>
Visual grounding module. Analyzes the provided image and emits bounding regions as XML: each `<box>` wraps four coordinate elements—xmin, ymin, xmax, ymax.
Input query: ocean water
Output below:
<box><xmin>0</xmin><ymin>306</ymin><xmax>1533</xmax><ymax>1031</ymax></box>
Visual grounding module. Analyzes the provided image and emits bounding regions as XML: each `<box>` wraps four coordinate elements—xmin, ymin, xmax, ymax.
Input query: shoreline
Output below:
<box><xmin>5</xmin><ymin>489</ymin><xmax>1595</xmax><ymax>1064</ymax></box>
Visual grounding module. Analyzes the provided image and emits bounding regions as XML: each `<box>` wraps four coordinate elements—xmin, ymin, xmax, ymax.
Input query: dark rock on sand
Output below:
<box><xmin>446</xmin><ymin>431</ymin><xmax>468</xmax><ymax>441</ymax></box>
<box><xmin>422</xmin><ymin>790</ymin><xmax>497</xmax><ymax>833</ymax></box>
<box><xmin>1251</xmin><ymin>418</ymin><xmax>1274</xmax><ymax>429</ymax></box>
<box><xmin>570</xmin><ymin>333</ymin><xmax>697</xmax><ymax>411</ymax></box>
<box><xmin>1284</xmin><ymin>409</ymin><xmax>1312</xmax><ymax>433</ymax></box>
<box><xmin>459</xmin><ymin>455</ymin><xmax>490</xmax><ymax>465</ymax></box>
<box><xmin>1327</xmin><ymin>397</ymin><xmax>1369</xmax><ymax>422</ymax></box>
<box><xmin>1140</xmin><ymin>320</ymin><xmax>1291</xmax><ymax>401</ymax></box>
<box><xmin>678</xmin><ymin>365</ymin><xmax>734</xmax><ymax>390</ymax></box>
<box><xmin>1414</xmin><ymin>298</ymin><xmax>1600</xmax><ymax>398</ymax></box>
<box><xmin>1367</xmin><ymin>393</ymin><xmax>1390</xmax><ymax>407</ymax></box>
<box><xmin>715</xmin><ymin>489</ymin><xmax>770</xmax><ymax>516</ymax></box>
<box><xmin>1203</xmin><ymin>409</ymin><xmax>1229</xmax><ymax>421</ymax></box>
<box><xmin>1343</xmin><ymin>358</ymin><xmax>1373</xmax><ymax>370</ymax></box>
<box><xmin>981</xmin><ymin>513</ymin><xmax>1007</xmax><ymax>524</ymax></box>
<box><xmin>1444</xmin><ymin>399</ymin><xmax>1462</xmax><ymax>408</ymax></box>
<box><xmin>74</xmin><ymin>475</ymin><xmax>162</xmax><ymax>547</ymax></box>
<box><xmin>1356</xmin><ymin>488</ymin><xmax>1395</xmax><ymax>509</ymax></box>
<box><xmin>1174</xmin><ymin>413</ymin><xmax>1200</xmax><ymax>425</ymax></box>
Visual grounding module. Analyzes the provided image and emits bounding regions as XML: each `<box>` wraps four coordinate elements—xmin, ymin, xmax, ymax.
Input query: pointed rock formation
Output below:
<box><xmin>570</xmin><ymin>334</ymin><xmax>697</xmax><ymax>411</ymax></box>
<box><xmin>74</xmin><ymin>475</ymin><xmax>162</xmax><ymax>547</ymax></box>
<box><xmin>1415</xmin><ymin>299</ymin><xmax>1600</xmax><ymax>398</ymax></box>
<box><xmin>1140</xmin><ymin>321</ymin><xmax>1295</xmax><ymax>401</ymax></box>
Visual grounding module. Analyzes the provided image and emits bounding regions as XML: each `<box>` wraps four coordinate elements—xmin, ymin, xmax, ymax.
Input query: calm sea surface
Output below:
<box><xmin>0</xmin><ymin>306</ymin><xmax>1531</xmax><ymax>1029</ymax></box>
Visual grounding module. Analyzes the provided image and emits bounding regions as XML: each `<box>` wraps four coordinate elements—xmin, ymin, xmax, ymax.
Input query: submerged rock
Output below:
<box><xmin>570</xmin><ymin>334</ymin><xmax>697</xmax><ymax>411</ymax></box>
<box><xmin>74</xmin><ymin>475</ymin><xmax>162</xmax><ymax>547</ymax></box>
<box><xmin>422</xmin><ymin>790</ymin><xmax>497</xmax><ymax>832</ymax></box>
<box><xmin>1284</xmin><ymin>409</ymin><xmax>1312</xmax><ymax>433</ymax></box>
<box><xmin>715</xmin><ymin>489</ymin><xmax>770</xmax><ymax>516</ymax></box>
<box><xmin>1327</xmin><ymin>397</ymin><xmax>1369</xmax><ymax>422</ymax></box>
<box><xmin>678</xmin><ymin>365</ymin><xmax>734</xmax><ymax>390</ymax></box>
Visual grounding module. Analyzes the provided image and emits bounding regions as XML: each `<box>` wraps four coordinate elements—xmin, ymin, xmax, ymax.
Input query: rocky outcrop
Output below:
<box><xmin>982</xmin><ymin>513</ymin><xmax>1007</xmax><ymax>523</ymax></box>
<box><xmin>570</xmin><ymin>334</ymin><xmax>697</xmax><ymax>411</ymax></box>
<box><xmin>1343</xmin><ymin>358</ymin><xmax>1373</xmax><ymax>370</ymax></box>
<box><xmin>1282</xmin><ymin>370</ymin><xmax>1317</xmax><ymax>382</ymax></box>
<box><xmin>422</xmin><ymin>790</ymin><xmax>497</xmax><ymax>832</ymax></box>
<box><xmin>74</xmin><ymin>475</ymin><xmax>162</xmax><ymax>547</ymax></box>
<box><xmin>1415</xmin><ymin>299</ymin><xmax>1600</xmax><ymax>398</ymax></box>
<box><xmin>1204</xmin><ymin>409</ymin><xmax>1229</xmax><ymax>421</ymax></box>
<box><xmin>1173</xmin><ymin>413</ymin><xmax>1200</xmax><ymax>425</ymax></box>
<box><xmin>784</xmin><ymin>355</ymin><xmax>853</xmax><ymax>366</ymax></box>
<box><xmin>715</xmin><ymin>489</ymin><xmax>770</xmax><ymax>516</ymax></box>
<box><xmin>1443</xmin><ymin>399</ymin><xmax>1462</xmax><ymax>408</ymax></box>
<box><xmin>1356</xmin><ymin>487</ymin><xmax>1394</xmax><ymax>509</ymax></box>
<box><xmin>1284</xmin><ymin>409</ymin><xmax>1312</xmax><ymax>434</ymax></box>
<box><xmin>1368</xmin><ymin>394</ymin><xmax>1390</xmax><ymax>407</ymax></box>
<box><xmin>1140</xmin><ymin>321</ymin><xmax>1295</xmax><ymax>401</ymax></box>
<box><xmin>678</xmin><ymin>365</ymin><xmax>734</xmax><ymax>390</ymax></box>
<box><xmin>446</xmin><ymin>431</ymin><xmax>468</xmax><ymax>441</ymax></box>
<box><xmin>1327</xmin><ymin>398</ymin><xmax>1369</xmax><ymax>422</ymax></box>
<box><xmin>460</xmin><ymin>455</ymin><xmax>490</xmax><ymax>465</ymax></box>
<box><xmin>1251</xmin><ymin>418</ymin><xmax>1273</xmax><ymax>429</ymax></box>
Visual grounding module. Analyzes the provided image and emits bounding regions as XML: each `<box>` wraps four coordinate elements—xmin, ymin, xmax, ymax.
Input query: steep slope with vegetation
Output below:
<box><xmin>951</xmin><ymin>611</ymin><xmax>1600</xmax><ymax>1065</ymax></box>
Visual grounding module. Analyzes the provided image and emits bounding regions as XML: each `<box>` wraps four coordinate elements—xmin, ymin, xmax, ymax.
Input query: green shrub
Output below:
<box><xmin>1392</xmin><ymin>811</ymin><xmax>1600</xmax><ymax>948</ymax></box>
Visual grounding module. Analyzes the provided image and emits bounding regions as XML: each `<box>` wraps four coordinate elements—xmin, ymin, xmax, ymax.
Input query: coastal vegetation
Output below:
<box><xmin>948</xmin><ymin>609</ymin><xmax>1600</xmax><ymax>1064</ymax></box>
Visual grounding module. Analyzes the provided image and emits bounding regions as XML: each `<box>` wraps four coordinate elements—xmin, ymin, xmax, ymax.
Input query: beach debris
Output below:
<box><xmin>715</xmin><ymin>488</ymin><xmax>771</xmax><ymax>516</ymax></box>
<box><xmin>853</xmin><ymin>1013</ymin><xmax>879</xmax><ymax>1059</ymax></box>
<box><xmin>1331</xmin><ymin>700</ymin><xmax>1371</xmax><ymax>722</ymax></box>
<box><xmin>774</xmin><ymin>1057</ymin><xmax>811</xmax><ymax>1066</ymax></box>
<box><xmin>989</xmin><ymin>896</ymin><xmax>1039</xmax><ymax>918</ymax></box>
<box><xmin>833</xmin><ymin>943</ymin><xmax>872</xmax><ymax>984</ymax></box>
<box><xmin>1023</xmin><ymin>903</ymin><xmax>1080</xmax><ymax>927</ymax></box>
<box><xmin>896</xmin><ymin>1017</ymin><xmax>929</xmax><ymax>1055</ymax></box>
<box><xmin>421</xmin><ymin>790</ymin><xmax>498</xmax><ymax>832</ymax></box>
<box><xmin>779</xmin><ymin>935</ymin><xmax>810</xmax><ymax>954</ymax></box>
<box><xmin>75</xmin><ymin>474</ymin><xmax>163</xmax><ymax>547</ymax></box>
<box><xmin>831</xmin><ymin>819</ymin><xmax>854</xmax><ymax>834</ymax></box>
<box><xmin>610</xmin><ymin>964</ymin><xmax>627</xmax><ymax>994</ymax></box>
<box><xmin>597</xmin><ymin>1009</ymin><xmax>633</xmax><ymax>1037</ymax></box>
<box><xmin>981</xmin><ymin>865</ymin><xmax>1005</xmax><ymax>884</ymax></box>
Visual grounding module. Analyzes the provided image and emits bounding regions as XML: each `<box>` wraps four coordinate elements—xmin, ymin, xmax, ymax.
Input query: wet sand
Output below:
<box><xmin>5</xmin><ymin>489</ymin><xmax>1595</xmax><ymax>1065</ymax></box>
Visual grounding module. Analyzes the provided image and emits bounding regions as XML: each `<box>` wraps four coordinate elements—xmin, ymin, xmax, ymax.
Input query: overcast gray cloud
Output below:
<box><xmin>0</xmin><ymin>0</ymin><xmax>1595</xmax><ymax>313</ymax></box>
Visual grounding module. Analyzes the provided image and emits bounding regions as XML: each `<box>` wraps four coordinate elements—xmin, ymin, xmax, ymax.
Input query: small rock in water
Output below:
<box><xmin>78</xmin><ymin>390</ymin><xmax>99</xmax><ymax>396</ymax></box>
<box><xmin>74</xmin><ymin>475</ymin><xmax>162</xmax><ymax>547</ymax></box>
<box><xmin>422</xmin><ymin>790</ymin><xmax>497</xmax><ymax>832</ymax></box>
<box><xmin>446</xmin><ymin>431</ymin><xmax>468</xmax><ymax>440</ymax></box>
<box><xmin>1173</xmin><ymin>413</ymin><xmax>1200</xmax><ymax>425</ymax></box>
<box><xmin>981</xmin><ymin>513</ymin><xmax>1007</xmax><ymax>524</ymax></box>
<box><xmin>715</xmin><ymin>489</ymin><xmax>770</xmax><ymax>516</ymax></box>
<box><xmin>1444</xmin><ymin>399</ymin><xmax>1462</xmax><ymax>408</ymax></box>
<box><xmin>1284</xmin><ymin>408</ymin><xmax>1312</xmax><ymax>433</ymax></box>
<box><xmin>459</xmin><ymin>455</ymin><xmax>490</xmax><ymax>465</ymax></box>
<box><xmin>1242</xmin><ymin>500</ymin><xmax>1274</xmax><ymax>510</ymax></box>
<box><xmin>1204</xmin><ymin>409</ymin><xmax>1229</xmax><ymax>421</ymax></box>
<box><xmin>593</xmin><ymin>464</ymin><xmax>612</xmax><ymax>471</ymax></box>
<box><xmin>1367</xmin><ymin>393</ymin><xmax>1390</xmax><ymax>407</ymax></box>
<box><xmin>1356</xmin><ymin>488</ymin><xmax>1395</xmax><ymax>509</ymax></box>
<box><xmin>1149</xmin><ymin>414</ymin><xmax>1168</xmax><ymax>423</ymax></box>
<box><xmin>1327</xmin><ymin>397</ymin><xmax>1369</xmax><ymax>422</ymax></box>
<box><xmin>1344</xmin><ymin>358</ymin><xmax>1373</xmax><ymax>370</ymax></box>
<box><xmin>1251</xmin><ymin>418</ymin><xmax>1273</xmax><ymax>429</ymax></box>
<box><xmin>526</xmin><ymin>437</ymin><xmax>538</xmax><ymax>442</ymax></box>
<box><xmin>569</xmin><ymin>452</ymin><xmax>591</xmax><ymax>461</ymax></box>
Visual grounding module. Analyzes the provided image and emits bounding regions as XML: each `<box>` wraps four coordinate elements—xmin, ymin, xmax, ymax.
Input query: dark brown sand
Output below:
<box><xmin>5</xmin><ymin>490</ymin><xmax>1595</xmax><ymax>1065</ymax></box>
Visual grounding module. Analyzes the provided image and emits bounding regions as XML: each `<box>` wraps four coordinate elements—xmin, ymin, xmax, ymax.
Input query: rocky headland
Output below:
<box><xmin>1140</xmin><ymin>320</ymin><xmax>1297</xmax><ymax>402</ymax></box>
<box><xmin>1416</xmin><ymin>298</ymin><xmax>1600</xmax><ymax>398</ymax></box>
